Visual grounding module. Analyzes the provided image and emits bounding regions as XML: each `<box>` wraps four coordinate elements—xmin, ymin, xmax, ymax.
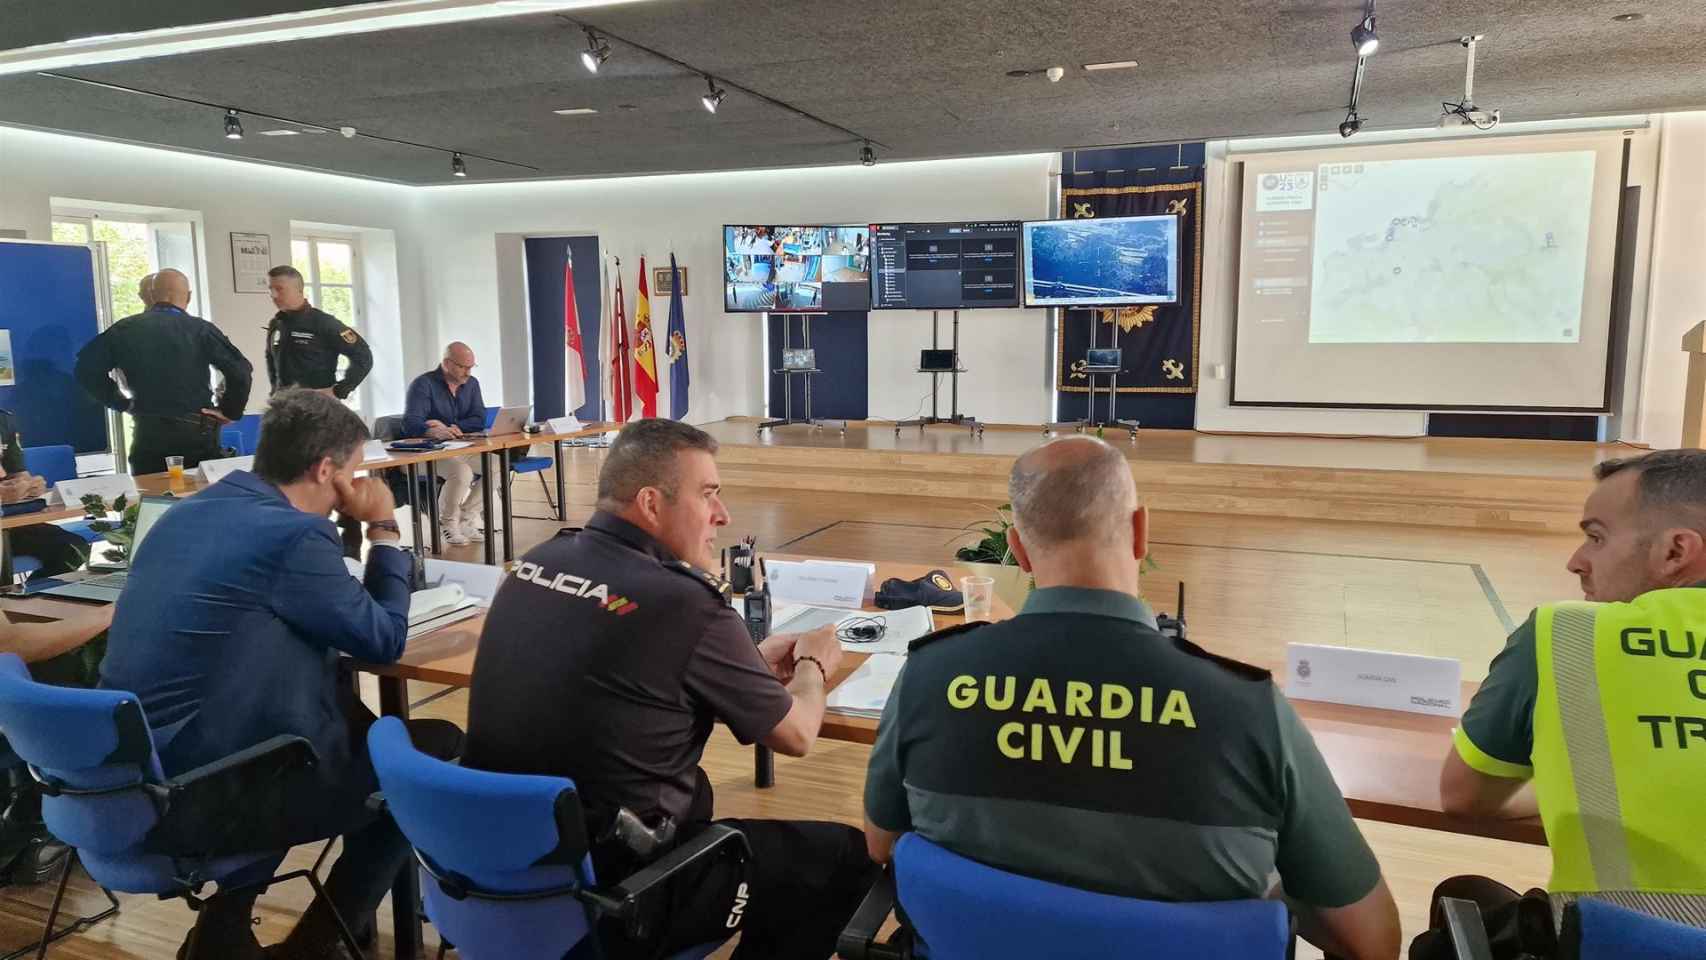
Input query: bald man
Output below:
<box><xmin>403</xmin><ymin>343</ymin><xmax>487</xmax><ymax>545</ymax></box>
<box><xmin>862</xmin><ymin>437</ymin><xmax>1403</xmax><ymax>960</ymax></box>
<box><xmin>75</xmin><ymin>268</ymin><xmax>253</xmax><ymax>473</ymax></box>
<box><xmin>137</xmin><ymin>272</ymin><xmax>157</xmax><ymax>309</ymax></box>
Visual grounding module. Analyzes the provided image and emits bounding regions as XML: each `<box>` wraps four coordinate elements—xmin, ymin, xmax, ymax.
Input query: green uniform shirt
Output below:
<box><xmin>1454</xmin><ymin>613</ymin><xmax>1540</xmax><ymax>777</ymax></box>
<box><xmin>865</xmin><ymin>587</ymin><xmax>1382</xmax><ymax>909</ymax></box>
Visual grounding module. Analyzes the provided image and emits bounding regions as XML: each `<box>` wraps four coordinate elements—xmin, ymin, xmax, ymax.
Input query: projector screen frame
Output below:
<box><xmin>1228</xmin><ymin>133</ymin><xmax>1631</xmax><ymax>414</ymax></box>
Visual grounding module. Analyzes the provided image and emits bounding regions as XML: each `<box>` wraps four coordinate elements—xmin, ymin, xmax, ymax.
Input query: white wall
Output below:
<box><xmin>1634</xmin><ymin>113</ymin><xmax>1706</xmax><ymax>448</ymax></box>
<box><xmin>0</xmin><ymin>126</ymin><xmax>422</xmax><ymax>414</ymax></box>
<box><xmin>415</xmin><ymin>153</ymin><xmax>1057</xmax><ymax>425</ymax></box>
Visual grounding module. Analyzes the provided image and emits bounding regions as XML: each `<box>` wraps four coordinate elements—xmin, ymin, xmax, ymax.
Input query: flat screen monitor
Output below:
<box><xmin>868</xmin><ymin>221</ymin><xmax>1023</xmax><ymax>310</ymax></box>
<box><xmin>1021</xmin><ymin>215</ymin><xmax>1180</xmax><ymax>308</ymax></box>
<box><xmin>919</xmin><ymin>349</ymin><xmax>958</xmax><ymax>372</ymax></box>
<box><xmin>724</xmin><ymin>225</ymin><xmax>871</xmax><ymax>313</ymax></box>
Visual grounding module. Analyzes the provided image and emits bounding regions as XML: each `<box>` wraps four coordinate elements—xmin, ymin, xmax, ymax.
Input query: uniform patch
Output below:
<box><xmin>930</xmin><ymin>572</ymin><xmax>953</xmax><ymax>591</ymax></box>
<box><xmin>341</xmin><ymin>328</ymin><xmax>359</xmax><ymax>344</ymax></box>
<box><xmin>664</xmin><ymin>560</ymin><xmax>732</xmax><ymax>605</ymax></box>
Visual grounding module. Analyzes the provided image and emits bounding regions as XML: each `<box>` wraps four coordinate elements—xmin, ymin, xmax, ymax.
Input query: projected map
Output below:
<box><xmin>1308</xmin><ymin>151</ymin><xmax>1595</xmax><ymax>344</ymax></box>
<box><xmin>1024</xmin><ymin>216</ymin><xmax>1178</xmax><ymax>306</ymax></box>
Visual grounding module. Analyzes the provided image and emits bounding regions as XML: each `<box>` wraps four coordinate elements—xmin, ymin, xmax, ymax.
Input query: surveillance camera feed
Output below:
<box><xmin>724</xmin><ymin>225</ymin><xmax>872</xmax><ymax>312</ymax></box>
<box><xmin>1021</xmin><ymin>215</ymin><xmax>1180</xmax><ymax>307</ymax></box>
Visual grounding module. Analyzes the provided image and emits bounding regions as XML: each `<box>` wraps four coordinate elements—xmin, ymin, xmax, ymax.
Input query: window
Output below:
<box><xmin>291</xmin><ymin>236</ymin><xmax>364</xmax><ymax>408</ymax></box>
<box><xmin>53</xmin><ymin>216</ymin><xmax>153</xmax><ymax>321</ymax></box>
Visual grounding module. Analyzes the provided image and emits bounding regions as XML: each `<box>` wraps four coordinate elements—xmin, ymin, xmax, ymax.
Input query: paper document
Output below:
<box><xmin>826</xmin><ymin>655</ymin><xmax>907</xmax><ymax>717</ymax></box>
<box><xmin>441</xmin><ymin>441</ymin><xmax>473</xmax><ymax>451</ymax></box>
<box><xmin>361</xmin><ymin>440</ymin><xmax>391</xmax><ymax>463</ymax></box>
<box><xmin>409</xmin><ymin>584</ymin><xmax>469</xmax><ymax>625</ymax></box>
<box><xmin>772</xmin><ymin>603</ymin><xmax>934</xmax><ymax>654</ymax></box>
<box><xmin>422</xmin><ymin>559</ymin><xmax>505</xmax><ymax>605</ymax></box>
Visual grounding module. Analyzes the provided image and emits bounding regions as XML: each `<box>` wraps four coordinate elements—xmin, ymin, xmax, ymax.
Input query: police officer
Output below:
<box><xmin>462</xmin><ymin>418</ymin><xmax>878</xmax><ymax>959</ymax></box>
<box><xmin>0</xmin><ymin>409</ymin><xmax>88</xmax><ymax>579</ymax></box>
<box><xmin>74</xmin><ymin>268</ymin><xmax>252</xmax><ymax>474</ymax></box>
<box><xmin>1418</xmin><ymin>448</ymin><xmax>1706</xmax><ymax>958</ymax></box>
<box><xmin>264</xmin><ymin>265</ymin><xmax>372</xmax><ymax>399</ymax></box>
<box><xmin>863</xmin><ymin>437</ymin><xmax>1401</xmax><ymax>960</ymax></box>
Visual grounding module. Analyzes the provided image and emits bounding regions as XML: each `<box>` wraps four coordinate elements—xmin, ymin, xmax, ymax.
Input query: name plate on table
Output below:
<box><xmin>765</xmin><ymin>559</ymin><xmax>869</xmax><ymax>610</ymax></box>
<box><xmin>1284</xmin><ymin>643</ymin><xmax>1463</xmax><ymax>717</ymax></box>
<box><xmin>198</xmin><ymin>455</ymin><xmax>254</xmax><ymax>484</ymax></box>
<box><xmin>546</xmin><ymin>416</ymin><xmax>583</xmax><ymax>435</ymax></box>
<box><xmin>52</xmin><ymin>474</ymin><xmax>137</xmax><ymax>507</ymax></box>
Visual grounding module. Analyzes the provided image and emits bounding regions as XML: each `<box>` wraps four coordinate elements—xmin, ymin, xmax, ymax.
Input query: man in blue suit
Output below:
<box><xmin>100</xmin><ymin>389</ymin><xmax>461</xmax><ymax>960</ymax></box>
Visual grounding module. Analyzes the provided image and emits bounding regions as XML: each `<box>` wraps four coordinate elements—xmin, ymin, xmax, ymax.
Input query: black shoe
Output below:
<box><xmin>875</xmin><ymin>570</ymin><xmax>964</xmax><ymax>613</ymax></box>
<box><xmin>7</xmin><ymin>838</ymin><xmax>69</xmax><ymax>886</ymax></box>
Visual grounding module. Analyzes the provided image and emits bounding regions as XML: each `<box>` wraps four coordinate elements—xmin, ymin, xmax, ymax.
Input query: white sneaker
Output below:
<box><xmin>440</xmin><ymin>525</ymin><xmax>469</xmax><ymax>546</ymax></box>
<box><xmin>460</xmin><ymin>517</ymin><xmax>487</xmax><ymax>543</ymax></box>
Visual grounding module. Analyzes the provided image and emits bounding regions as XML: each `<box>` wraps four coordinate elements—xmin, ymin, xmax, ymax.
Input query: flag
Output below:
<box><xmin>563</xmin><ymin>246</ymin><xmax>587</xmax><ymax>416</ymax></box>
<box><xmin>633</xmin><ymin>256</ymin><xmax>659</xmax><ymax>418</ymax></box>
<box><xmin>665</xmin><ymin>252</ymin><xmax>690</xmax><ymax>420</ymax></box>
<box><xmin>609</xmin><ymin>258</ymin><xmax>633</xmax><ymax>423</ymax></box>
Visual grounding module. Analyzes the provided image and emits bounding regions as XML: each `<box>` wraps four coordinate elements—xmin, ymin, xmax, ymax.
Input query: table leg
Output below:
<box><xmin>426</xmin><ymin>461</ymin><xmax>441</xmax><ymax>555</ymax></box>
<box><xmin>755</xmin><ymin>745</ymin><xmax>774</xmax><ymax>789</ymax></box>
<box><xmin>500</xmin><ymin>449</ymin><xmax>515</xmax><ymax>563</ymax></box>
<box><xmin>480</xmin><ymin>451</ymin><xmax>496</xmax><ymax>566</ymax></box>
<box><xmin>554</xmin><ymin>440</ymin><xmax>567</xmax><ymax>524</ymax></box>
<box><xmin>405</xmin><ymin>463</ymin><xmax>424</xmax><ymax>560</ymax></box>
<box><xmin>377</xmin><ymin>677</ymin><xmax>423</xmax><ymax>959</ymax></box>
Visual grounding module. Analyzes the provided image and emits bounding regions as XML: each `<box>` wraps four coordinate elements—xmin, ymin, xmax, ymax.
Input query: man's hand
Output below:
<box><xmin>333</xmin><ymin>475</ymin><xmax>398</xmax><ymax>524</ymax></box>
<box><xmin>792</xmin><ymin>625</ymin><xmax>844</xmax><ymax>680</ymax></box>
<box><xmin>425</xmin><ymin>424</ymin><xmax>456</xmax><ymax>441</ymax></box>
<box><xmin>199</xmin><ymin>408</ymin><xmax>234</xmax><ymax>426</ymax></box>
<box><xmin>0</xmin><ymin>474</ymin><xmax>47</xmax><ymax>504</ymax></box>
<box><xmin>758</xmin><ymin>631</ymin><xmax>801</xmax><ymax>682</ymax></box>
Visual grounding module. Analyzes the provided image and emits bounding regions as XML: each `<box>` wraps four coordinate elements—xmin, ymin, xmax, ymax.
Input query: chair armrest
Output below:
<box><xmin>584</xmin><ymin>824</ymin><xmax>750</xmax><ymax>940</ymax></box>
<box><xmin>837</xmin><ymin>866</ymin><xmax>904</xmax><ymax>960</ymax></box>
<box><xmin>1440</xmin><ymin>897</ymin><xmax>1495</xmax><ymax>960</ymax></box>
<box><xmin>147</xmin><ymin>735</ymin><xmax>318</xmax><ymax>857</ymax></box>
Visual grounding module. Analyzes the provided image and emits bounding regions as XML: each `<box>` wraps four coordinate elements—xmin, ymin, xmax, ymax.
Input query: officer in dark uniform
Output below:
<box><xmin>74</xmin><ymin>268</ymin><xmax>252</xmax><ymax>474</ymax></box>
<box><xmin>0</xmin><ymin>409</ymin><xmax>88</xmax><ymax>579</ymax></box>
<box><xmin>463</xmin><ymin>418</ymin><xmax>877</xmax><ymax>959</ymax></box>
<box><xmin>864</xmin><ymin>437</ymin><xmax>1403</xmax><ymax>960</ymax></box>
<box><xmin>264</xmin><ymin>265</ymin><xmax>372</xmax><ymax>399</ymax></box>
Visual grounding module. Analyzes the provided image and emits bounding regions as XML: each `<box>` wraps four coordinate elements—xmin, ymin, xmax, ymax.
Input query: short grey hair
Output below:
<box><xmin>1594</xmin><ymin>449</ymin><xmax>1706</xmax><ymax>531</ymax></box>
<box><xmin>596</xmin><ymin>419</ymin><xmax>719</xmax><ymax>508</ymax></box>
<box><xmin>1008</xmin><ymin>436</ymin><xmax>1136</xmax><ymax>549</ymax></box>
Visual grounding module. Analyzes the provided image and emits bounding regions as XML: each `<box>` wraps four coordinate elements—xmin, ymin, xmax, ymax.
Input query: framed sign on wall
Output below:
<box><xmin>230</xmin><ymin>232</ymin><xmax>272</xmax><ymax>293</ymax></box>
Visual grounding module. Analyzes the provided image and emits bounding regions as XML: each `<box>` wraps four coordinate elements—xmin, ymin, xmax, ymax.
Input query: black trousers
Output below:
<box><xmin>130</xmin><ymin>416</ymin><xmax>221</xmax><ymax>475</ymax></box>
<box><xmin>1409</xmin><ymin>875</ymin><xmax>1558</xmax><ymax>960</ymax></box>
<box><xmin>598</xmin><ymin>817</ymin><xmax>878</xmax><ymax>960</ymax></box>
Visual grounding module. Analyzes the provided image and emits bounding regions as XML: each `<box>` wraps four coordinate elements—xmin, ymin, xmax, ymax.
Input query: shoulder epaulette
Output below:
<box><xmin>663</xmin><ymin>560</ymin><xmax>732</xmax><ymax>606</ymax></box>
<box><xmin>1172</xmin><ymin>636</ymin><xmax>1271</xmax><ymax>681</ymax></box>
<box><xmin>908</xmin><ymin>619</ymin><xmax>989</xmax><ymax>653</ymax></box>
<box><xmin>552</xmin><ymin>526</ymin><xmax>583</xmax><ymax>539</ymax></box>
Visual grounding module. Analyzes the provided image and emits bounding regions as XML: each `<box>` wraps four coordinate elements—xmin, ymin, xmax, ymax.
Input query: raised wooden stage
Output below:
<box><xmin>705</xmin><ymin>419</ymin><xmax>1624</xmax><ymax>534</ymax></box>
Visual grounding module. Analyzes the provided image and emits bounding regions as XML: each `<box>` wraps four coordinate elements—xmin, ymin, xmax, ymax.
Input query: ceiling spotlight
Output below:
<box><xmin>1612</xmin><ymin>12</ymin><xmax>1644</xmax><ymax>22</ymax></box>
<box><xmin>700</xmin><ymin>76</ymin><xmax>726</xmax><ymax>114</ymax></box>
<box><xmin>1338</xmin><ymin>110</ymin><xmax>1363</xmax><ymax>138</ymax></box>
<box><xmin>451</xmin><ymin>152</ymin><xmax>468</xmax><ymax>178</ymax></box>
<box><xmin>580</xmin><ymin>28</ymin><xmax>610</xmax><ymax>73</ymax></box>
<box><xmin>1351</xmin><ymin>12</ymin><xmax>1378</xmax><ymax>56</ymax></box>
<box><xmin>860</xmin><ymin>143</ymin><xmax>876</xmax><ymax>167</ymax></box>
<box><xmin>223</xmin><ymin>108</ymin><xmax>243</xmax><ymax>140</ymax></box>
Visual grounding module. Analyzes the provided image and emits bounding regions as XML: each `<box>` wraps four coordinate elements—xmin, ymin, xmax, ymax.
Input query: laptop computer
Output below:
<box><xmin>1085</xmin><ymin>348</ymin><xmax>1123</xmax><ymax>371</ymax></box>
<box><xmin>465</xmin><ymin>405</ymin><xmax>530</xmax><ymax>438</ymax></box>
<box><xmin>37</xmin><ymin>496</ymin><xmax>176</xmax><ymax>603</ymax></box>
<box><xmin>919</xmin><ymin>349</ymin><xmax>958</xmax><ymax>372</ymax></box>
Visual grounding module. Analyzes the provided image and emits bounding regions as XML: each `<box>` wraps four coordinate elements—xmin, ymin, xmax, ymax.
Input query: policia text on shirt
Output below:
<box><xmin>948</xmin><ymin>675</ymin><xmax>1196</xmax><ymax>768</ymax></box>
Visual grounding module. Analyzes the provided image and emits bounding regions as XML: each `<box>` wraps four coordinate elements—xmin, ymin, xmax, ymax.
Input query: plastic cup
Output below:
<box><xmin>961</xmin><ymin>575</ymin><xmax>995</xmax><ymax>623</ymax></box>
<box><xmin>166</xmin><ymin>455</ymin><xmax>185</xmax><ymax>488</ymax></box>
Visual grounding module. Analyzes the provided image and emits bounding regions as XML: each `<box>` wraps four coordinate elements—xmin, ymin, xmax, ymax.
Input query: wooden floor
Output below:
<box><xmin>3</xmin><ymin>424</ymin><xmax>1586</xmax><ymax>958</ymax></box>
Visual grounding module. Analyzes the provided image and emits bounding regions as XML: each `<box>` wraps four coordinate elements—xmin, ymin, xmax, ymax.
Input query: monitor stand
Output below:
<box><xmin>897</xmin><ymin>310</ymin><xmax>982</xmax><ymax>437</ymax></box>
<box><xmin>1047</xmin><ymin>308</ymin><xmax>1140</xmax><ymax>441</ymax></box>
<box><xmin>759</xmin><ymin>312</ymin><xmax>846</xmax><ymax>435</ymax></box>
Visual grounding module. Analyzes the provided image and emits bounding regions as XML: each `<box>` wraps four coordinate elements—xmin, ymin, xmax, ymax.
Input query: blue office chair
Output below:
<box><xmin>367</xmin><ymin>716</ymin><xmax>747</xmax><ymax>960</ymax></box>
<box><xmin>839</xmin><ymin>833</ymin><xmax>1294</xmax><ymax>960</ymax></box>
<box><xmin>218</xmin><ymin>427</ymin><xmax>246</xmax><ymax>456</ymax></box>
<box><xmin>0</xmin><ymin>654</ymin><xmax>362</xmax><ymax>958</ymax></box>
<box><xmin>483</xmin><ymin>406</ymin><xmax>557</xmax><ymax>520</ymax></box>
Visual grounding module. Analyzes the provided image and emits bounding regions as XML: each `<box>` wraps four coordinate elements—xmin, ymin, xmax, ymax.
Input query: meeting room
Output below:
<box><xmin>1</xmin><ymin>2</ymin><xmax>1705</xmax><ymax>959</ymax></box>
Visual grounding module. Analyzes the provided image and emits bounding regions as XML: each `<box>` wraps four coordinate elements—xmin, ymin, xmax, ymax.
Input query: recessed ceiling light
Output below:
<box><xmin>258</xmin><ymin>128</ymin><xmax>301</xmax><ymax>136</ymax></box>
<box><xmin>1083</xmin><ymin>60</ymin><xmax>1138</xmax><ymax>71</ymax></box>
<box><xmin>1612</xmin><ymin>12</ymin><xmax>1644</xmax><ymax>21</ymax></box>
<box><xmin>553</xmin><ymin>107</ymin><xmax>599</xmax><ymax>115</ymax></box>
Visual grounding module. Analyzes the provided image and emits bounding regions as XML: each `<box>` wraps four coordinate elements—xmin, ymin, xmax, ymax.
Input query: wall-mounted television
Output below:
<box><xmin>724</xmin><ymin>225</ymin><xmax>871</xmax><ymax>312</ymax></box>
<box><xmin>1021</xmin><ymin>215</ymin><xmax>1180</xmax><ymax>307</ymax></box>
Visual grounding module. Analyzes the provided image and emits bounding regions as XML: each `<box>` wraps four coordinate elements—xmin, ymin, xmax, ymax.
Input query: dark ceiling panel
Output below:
<box><xmin>0</xmin><ymin>1</ymin><xmax>374</xmax><ymax>51</ymax></box>
<box><xmin>1</xmin><ymin>0</ymin><xmax>1703</xmax><ymax>183</ymax></box>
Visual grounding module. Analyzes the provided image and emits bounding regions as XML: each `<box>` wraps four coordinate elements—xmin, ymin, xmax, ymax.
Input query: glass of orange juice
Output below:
<box><xmin>166</xmin><ymin>455</ymin><xmax>186</xmax><ymax>489</ymax></box>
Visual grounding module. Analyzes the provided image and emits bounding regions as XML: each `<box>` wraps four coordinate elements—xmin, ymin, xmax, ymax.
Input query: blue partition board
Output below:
<box><xmin>0</xmin><ymin>242</ymin><xmax>108</xmax><ymax>454</ymax></box>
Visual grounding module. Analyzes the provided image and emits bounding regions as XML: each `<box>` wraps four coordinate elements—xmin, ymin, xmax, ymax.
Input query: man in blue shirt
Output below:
<box><xmin>100</xmin><ymin>389</ymin><xmax>461</xmax><ymax>960</ymax></box>
<box><xmin>403</xmin><ymin>342</ymin><xmax>487</xmax><ymax>545</ymax></box>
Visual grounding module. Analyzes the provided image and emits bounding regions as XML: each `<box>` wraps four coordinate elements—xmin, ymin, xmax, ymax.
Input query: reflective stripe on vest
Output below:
<box><xmin>1534</xmin><ymin>593</ymin><xmax>1706</xmax><ymax>894</ymax></box>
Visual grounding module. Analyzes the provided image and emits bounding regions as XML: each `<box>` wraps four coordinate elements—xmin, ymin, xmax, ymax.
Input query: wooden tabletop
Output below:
<box><xmin>359</xmin><ymin>553</ymin><xmax>1544</xmax><ymax>845</ymax></box>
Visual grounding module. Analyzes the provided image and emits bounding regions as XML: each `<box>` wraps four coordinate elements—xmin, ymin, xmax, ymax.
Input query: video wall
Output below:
<box><xmin>722</xmin><ymin>216</ymin><xmax>1184</xmax><ymax>313</ymax></box>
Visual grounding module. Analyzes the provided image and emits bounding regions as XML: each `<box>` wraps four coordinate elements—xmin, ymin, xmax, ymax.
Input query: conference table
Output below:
<box><xmin>355</xmin><ymin>554</ymin><xmax>1544</xmax><ymax>957</ymax></box>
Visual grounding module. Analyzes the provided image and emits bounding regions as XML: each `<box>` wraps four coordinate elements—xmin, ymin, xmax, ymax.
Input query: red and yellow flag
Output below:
<box><xmin>633</xmin><ymin>256</ymin><xmax>659</xmax><ymax>418</ymax></box>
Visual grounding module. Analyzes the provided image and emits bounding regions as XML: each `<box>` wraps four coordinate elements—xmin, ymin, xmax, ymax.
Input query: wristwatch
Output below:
<box><xmin>367</xmin><ymin>519</ymin><xmax>401</xmax><ymax>537</ymax></box>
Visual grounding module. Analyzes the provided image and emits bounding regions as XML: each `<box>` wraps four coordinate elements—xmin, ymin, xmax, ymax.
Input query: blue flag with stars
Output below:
<box><xmin>665</xmin><ymin>253</ymin><xmax>690</xmax><ymax>420</ymax></box>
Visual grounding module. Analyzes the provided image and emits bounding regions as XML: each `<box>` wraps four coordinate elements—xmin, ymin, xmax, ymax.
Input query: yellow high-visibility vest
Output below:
<box><xmin>1534</xmin><ymin>591</ymin><xmax>1706</xmax><ymax>893</ymax></box>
